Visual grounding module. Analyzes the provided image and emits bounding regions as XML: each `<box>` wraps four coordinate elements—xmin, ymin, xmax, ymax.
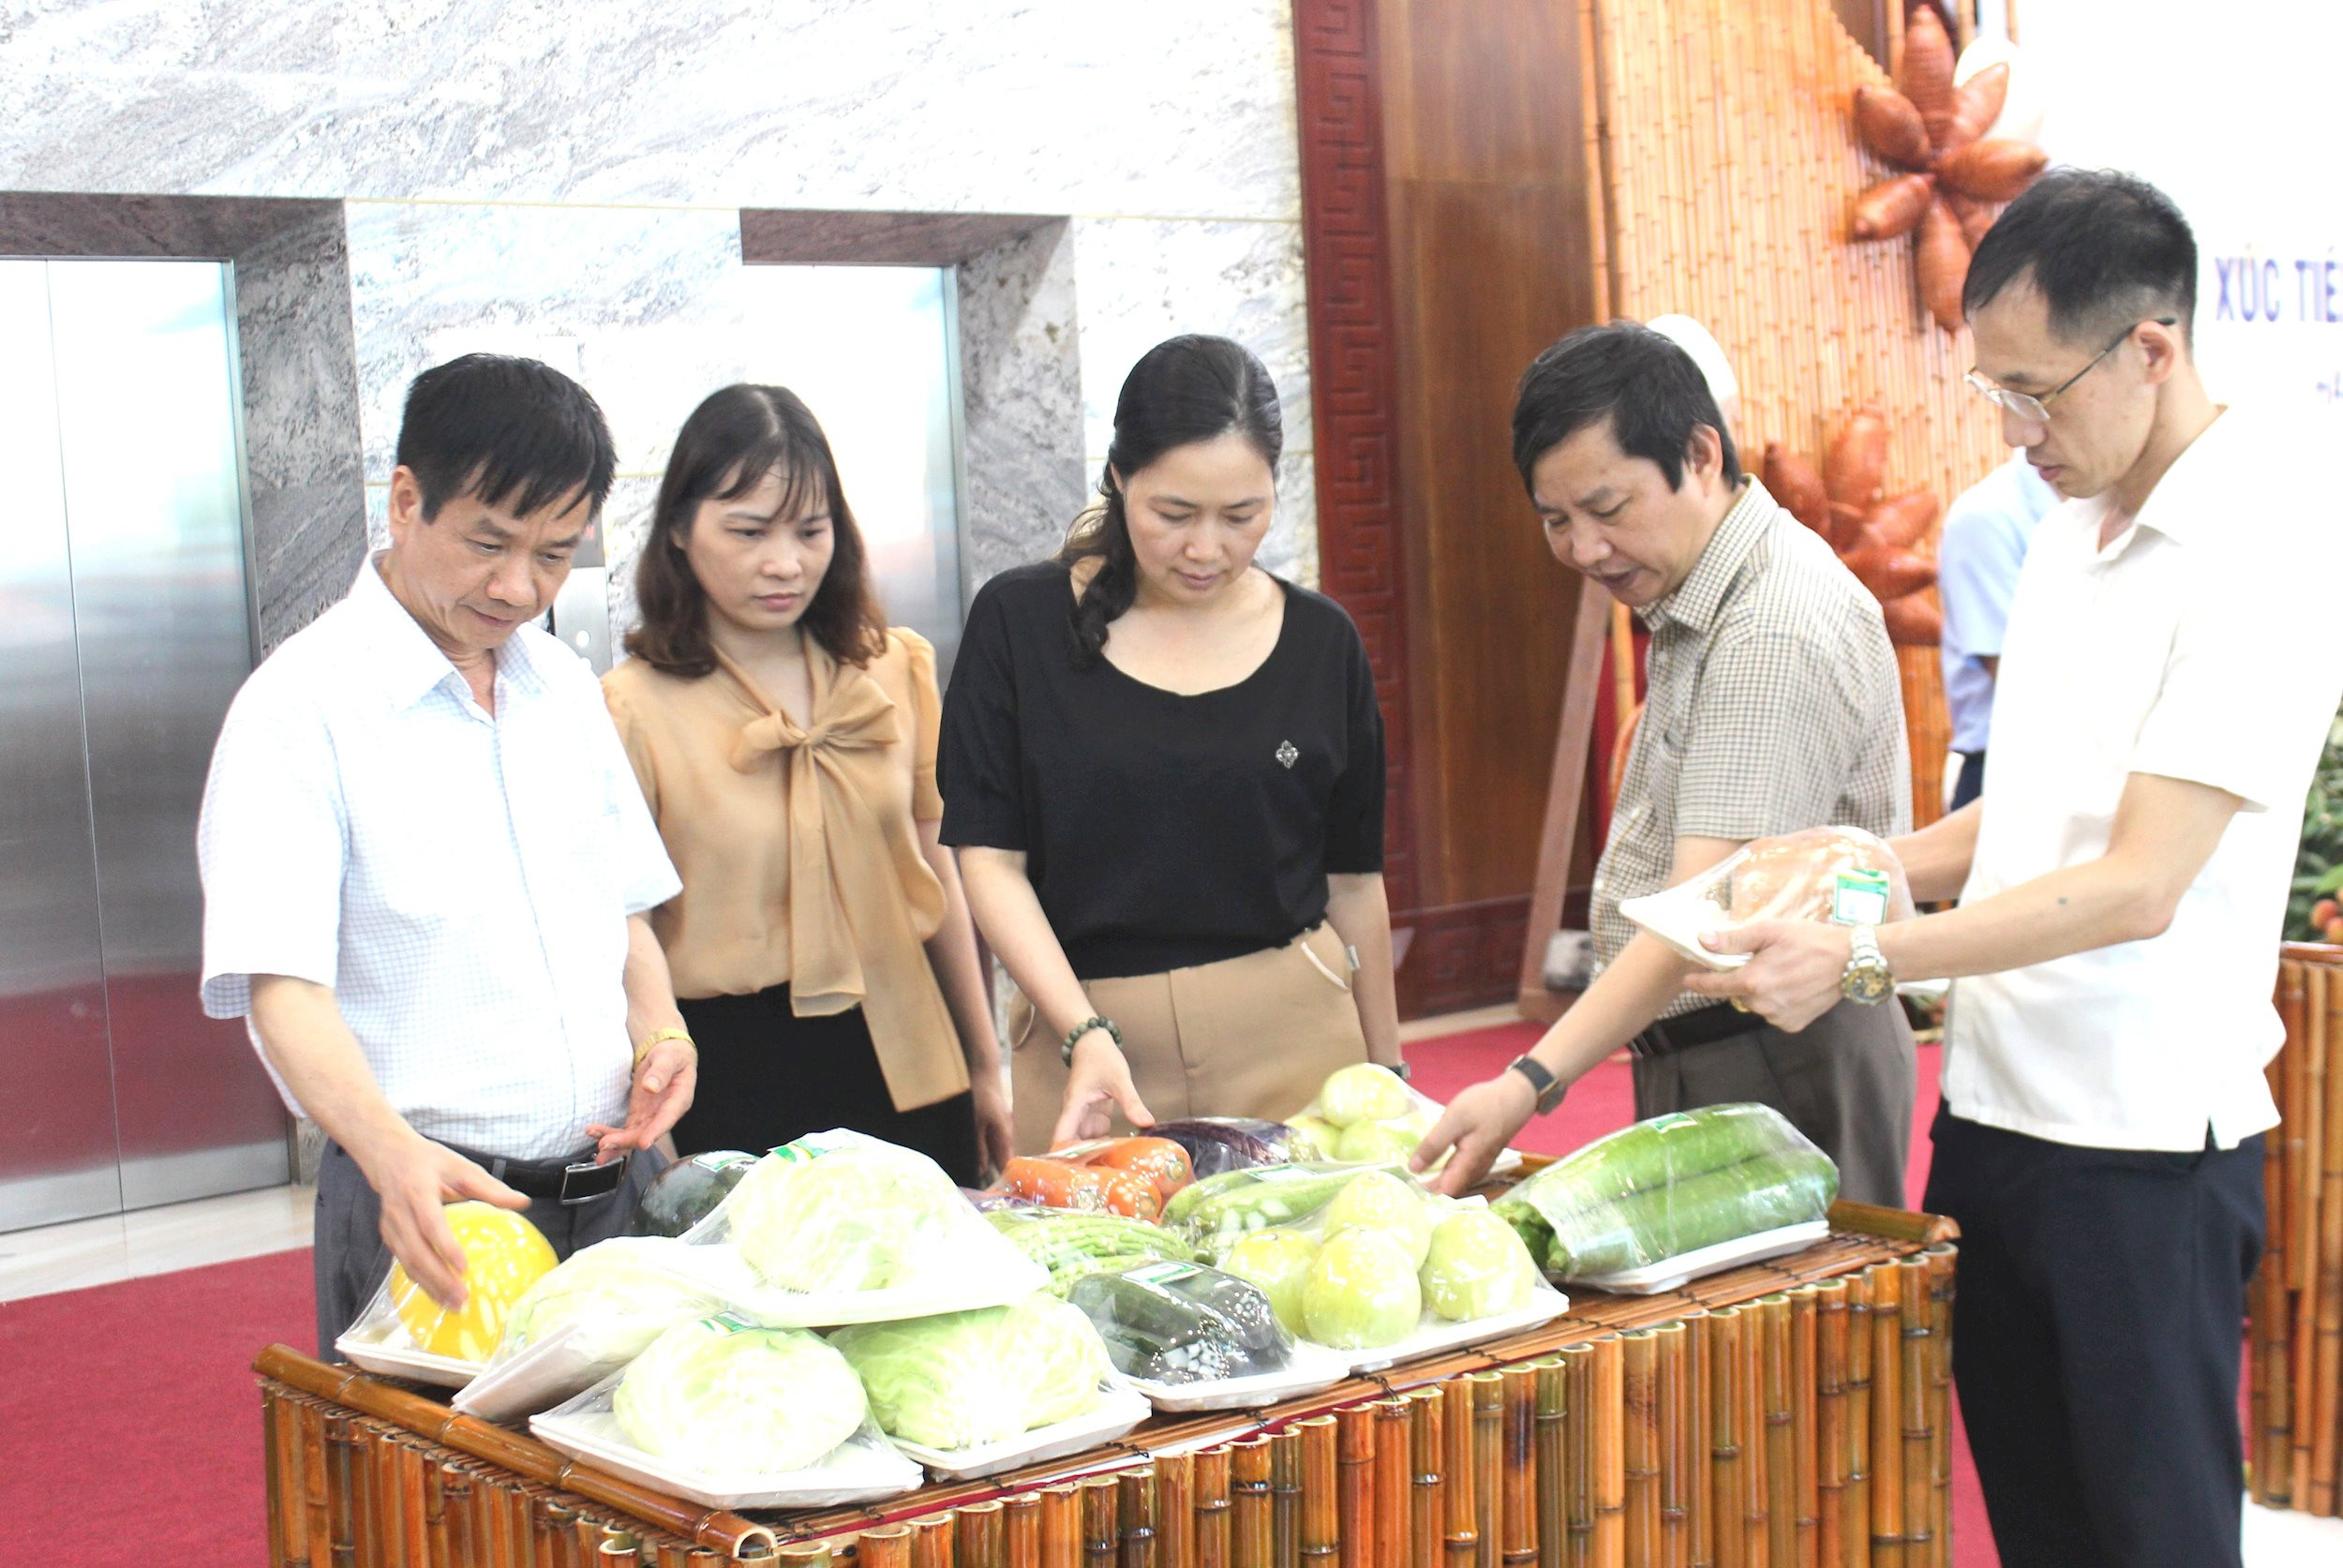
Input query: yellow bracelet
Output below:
<box><xmin>634</xmin><ymin>1025</ymin><xmax>694</xmax><ymax>1065</ymax></box>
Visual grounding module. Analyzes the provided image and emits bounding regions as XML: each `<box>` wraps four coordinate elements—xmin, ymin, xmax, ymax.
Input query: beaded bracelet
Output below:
<box><xmin>1061</xmin><ymin>1015</ymin><xmax>1125</xmax><ymax>1068</ymax></box>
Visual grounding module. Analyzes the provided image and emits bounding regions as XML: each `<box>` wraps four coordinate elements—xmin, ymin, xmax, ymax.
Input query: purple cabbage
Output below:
<box><xmin>1146</xmin><ymin>1118</ymin><xmax>1323</xmax><ymax>1179</ymax></box>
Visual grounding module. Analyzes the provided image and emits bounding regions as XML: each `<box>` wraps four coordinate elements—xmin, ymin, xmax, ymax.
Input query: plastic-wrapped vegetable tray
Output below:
<box><xmin>647</xmin><ymin>1240</ymin><xmax>1051</xmax><ymax>1329</ymax></box>
<box><xmin>1337</xmin><ymin>1281</ymin><xmax>1570</xmax><ymax>1377</ymax></box>
<box><xmin>1561</xmin><ymin>1218</ymin><xmax>1830</xmax><ymax>1295</ymax></box>
<box><xmin>335</xmin><ymin>1318</ymin><xmax>484</xmax><ymax>1390</ymax></box>
<box><xmin>1123</xmin><ymin>1340</ymin><xmax>1354</xmax><ymax>1412</ymax></box>
<box><xmin>454</xmin><ymin>1321</ymin><xmax>629</xmax><ymax>1424</ymax></box>
<box><xmin>529</xmin><ymin>1398</ymin><xmax>921</xmax><ymax>1511</ymax></box>
<box><xmin>888</xmin><ymin>1381</ymin><xmax>1154</xmax><ymax>1483</ymax></box>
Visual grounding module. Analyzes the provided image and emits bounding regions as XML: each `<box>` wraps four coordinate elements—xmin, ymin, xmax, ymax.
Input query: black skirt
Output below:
<box><xmin>672</xmin><ymin>983</ymin><xmax>982</xmax><ymax>1187</ymax></box>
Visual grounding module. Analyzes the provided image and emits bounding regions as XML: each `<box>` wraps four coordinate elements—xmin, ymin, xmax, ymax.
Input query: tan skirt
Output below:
<box><xmin>1007</xmin><ymin>923</ymin><xmax>1371</xmax><ymax>1156</ymax></box>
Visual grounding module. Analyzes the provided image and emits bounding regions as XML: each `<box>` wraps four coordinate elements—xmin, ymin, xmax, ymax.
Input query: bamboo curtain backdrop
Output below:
<box><xmin>2259</xmin><ymin>946</ymin><xmax>2343</xmax><ymax>1517</ymax></box>
<box><xmin>1578</xmin><ymin>0</ymin><xmax>2009</xmax><ymax>823</ymax></box>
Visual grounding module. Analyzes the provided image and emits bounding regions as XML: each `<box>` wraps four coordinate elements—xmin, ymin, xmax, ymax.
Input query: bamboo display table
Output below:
<box><xmin>2254</xmin><ymin>943</ymin><xmax>2343</xmax><ymax>1516</ymax></box>
<box><xmin>257</xmin><ymin>1200</ymin><xmax>1956</xmax><ymax>1568</ymax></box>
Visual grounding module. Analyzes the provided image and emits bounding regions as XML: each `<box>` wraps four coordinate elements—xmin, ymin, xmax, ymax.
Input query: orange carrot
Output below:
<box><xmin>1824</xmin><ymin>409</ymin><xmax>1890</xmax><ymax>509</ymax></box>
<box><xmin>1763</xmin><ymin>442</ymin><xmax>1831</xmax><ymax>534</ymax></box>
<box><xmin>1881</xmin><ymin>594</ymin><xmax>1943</xmax><ymax>646</ymax></box>
<box><xmin>1935</xmin><ymin>140</ymin><xmax>2049</xmax><ymax>203</ymax></box>
<box><xmin>1899</xmin><ymin>5</ymin><xmax>1959</xmax><ymax>150</ymax></box>
<box><xmin>1052</xmin><ymin>1137</ymin><xmax>1195</xmax><ymax>1205</ymax></box>
<box><xmin>1853</xmin><ymin>85</ymin><xmax>1931</xmax><ymax>170</ymax></box>
<box><xmin>1866</xmin><ymin>490</ymin><xmax>1942</xmax><ymax>550</ymax></box>
<box><xmin>1850</xmin><ymin>173</ymin><xmax>1936</xmax><ymax>241</ymax></box>
<box><xmin>1915</xmin><ymin>198</ymin><xmax>1973</xmax><ymax>333</ymax></box>
<box><xmin>1002</xmin><ymin>1156</ymin><xmax>1163</xmax><ymax>1220</ymax></box>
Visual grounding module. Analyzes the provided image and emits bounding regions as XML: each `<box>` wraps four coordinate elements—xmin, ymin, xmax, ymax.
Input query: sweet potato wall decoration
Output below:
<box><xmin>1771</xmin><ymin>411</ymin><xmax>1944</xmax><ymax>646</ymax></box>
<box><xmin>1845</xmin><ymin>7</ymin><xmax>2049</xmax><ymax>334</ymax></box>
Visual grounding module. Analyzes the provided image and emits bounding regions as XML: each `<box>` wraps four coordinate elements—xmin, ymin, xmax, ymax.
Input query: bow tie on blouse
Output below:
<box><xmin>713</xmin><ymin>650</ymin><xmax>941</xmax><ymax>1026</ymax></box>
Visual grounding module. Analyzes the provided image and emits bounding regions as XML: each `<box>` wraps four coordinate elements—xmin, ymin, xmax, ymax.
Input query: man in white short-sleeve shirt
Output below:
<box><xmin>1697</xmin><ymin>172</ymin><xmax>2343</xmax><ymax>1568</ymax></box>
<box><xmin>198</xmin><ymin>354</ymin><xmax>695</xmax><ymax>1352</ymax></box>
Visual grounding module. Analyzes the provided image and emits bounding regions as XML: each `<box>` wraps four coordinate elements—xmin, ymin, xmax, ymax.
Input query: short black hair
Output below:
<box><xmin>1962</xmin><ymin>169</ymin><xmax>2197</xmax><ymax>344</ymax></box>
<box><xmin>394</xmin><ymin>353</ymin><xmax>618</xmax><ymax>521</ymax></box>
<box><xmin>1512</xmin><ymin>321</ymin><xmax>1742</xmax><ymax>496</ymax></box>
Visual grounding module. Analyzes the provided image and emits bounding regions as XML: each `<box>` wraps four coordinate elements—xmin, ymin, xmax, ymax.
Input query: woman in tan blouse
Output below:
<box><xmin>603</xmin><ymin>384</ymin><xmax>1009</xmax><ymax>1184</ymax></box>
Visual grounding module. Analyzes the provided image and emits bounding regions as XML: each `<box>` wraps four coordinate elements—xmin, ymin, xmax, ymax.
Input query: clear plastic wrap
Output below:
<box><xmin>827</xmin><ymin>1293</ymin><xmax>1115</xmax><ymax>1454</ymax></box>
<box><xmin>454</xmin><ymin>1236</ymin><xmax>730</xmax><ymax>1422</ymax></box>
<box><xmin>649</xmin><ymin>1129</ymin><xmax>1048</xmax><ymax>1327</ymax></box>
<box><xmin>1146</xmin><ymin>1118</ymin><xmax>1324</xmax><ymax>1179</ymax></box>
<box><xmin>1067</xmin><ymin>1259</ymin><xmax>1294</xmax><ymax>1384</ymax></box>
<box><xmin>1285</xmin><ymin>1064</ymin><xmax>1523</xmax><ymax>1175</ymax></box>
<box><xmin>530</xmin><ymin>1361</ymin><xmax>918</xmax><ymax>1512</ymax></box>
<box><xmin>1167</xmin><ymin>1164</ymin><xmax>1565</xmax><ymax>1367</ymax></box>
<box><xmin>612</xmin><ymin>1314</ymin><xmax>870</xmax><ymax>1473</ymax></box>
<box><xmin>1619</xmin><ymin>826</ymin><xmax>1916</xmax><ymax>971</ymax></box>
<box><xmin>984</xmin><ymin>1207</ymin><xmax>1199</xmax><ymax>1298</ymax></box>
<box><xmin>336</xmin><ymin>1203</ymin><xmax>560</xmax><ymax>1386</ymax></box>
<box><xmin>1491</xmin><ymin>1103</ymin><xmax>1840</xmax><ymax>1284</ymax></box>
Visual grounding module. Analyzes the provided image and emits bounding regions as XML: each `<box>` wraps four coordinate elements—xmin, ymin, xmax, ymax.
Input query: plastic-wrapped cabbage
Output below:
<box><xmin>829</xmin><ymin>1295</ymin><xmax>1109</xmax><ymax>1450</ymax></box>
<box><xmin>489</xmin><ymin>1237</ymin><xmax>724</xmax><ymax>1366</ymax></box>
<box><xmin>728</xmin><ymin>1141</ymin><xmax>968</xmax><ymax>1292</ymax></box>
<box><xmin>613</xmin><ymin>1316</ymin><xmax>867</xmax><ymax>1473</ymax></box>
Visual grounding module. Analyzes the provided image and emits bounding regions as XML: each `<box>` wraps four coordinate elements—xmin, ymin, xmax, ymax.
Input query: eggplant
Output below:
<box><xmin>1069</xmin><ymin>1261</ymin><xmax>1291</xmax><ymax>1384</ymax></box>
<box><xmin>1148</xmin><ymin>1117</ymin><xmax>1316</xmax><ymax>1179</ymax></box>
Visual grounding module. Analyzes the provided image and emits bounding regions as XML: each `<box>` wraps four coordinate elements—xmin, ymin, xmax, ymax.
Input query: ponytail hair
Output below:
<box><xmin>1058</xmin><ymin>334</ymin><xmax>1283</xmax><ymax>666</ymax></box>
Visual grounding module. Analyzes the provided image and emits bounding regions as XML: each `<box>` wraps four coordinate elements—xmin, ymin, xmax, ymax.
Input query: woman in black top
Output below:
<box><xmin>940</xmin><ymin>335</ymin><xmax>1402</xmax><ymax>1153</ymax></box>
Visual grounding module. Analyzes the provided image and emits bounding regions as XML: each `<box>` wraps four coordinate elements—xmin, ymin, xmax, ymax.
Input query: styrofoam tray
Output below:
<box><xmin>1563</xmin><ymin>1219</ymin><xmax>1831</xmax><ymax>1295</ymax></box>
<box><xmin>1124</xmin><ymin>1340</ymin><xmax>1353</xmax><ymax>1412</ymax></box>
<box><xmin>888</xmin><ymin>1381</ymin><xmax>1153</xmax><ymax>1483</ymax></box>
<box><xmin>648</xmin><ymin>1240</ymin><xmax>1051</xmax><ymax>1329</ymax></box>
<box><xmin>529</xmin><ymin>1407</ymin><xmax>922</xmax><ymax>1511</ymax></box>
<box><xmin>1618</xmin><ymin>888</ymin><xmax>1746</xmax><ymax>971</ymax></box>
<box><xmin>336</xmin><ymin>1322</ymin><xmax>484</xmax><ymax>1389</ymax></box>
<box><xmin>455</xmin><ymin>1322</ymin><xmax>627</xmax><ymax>1424</ymax></box>
<box><xmin>1336</xmin><ymin>1283</ymin><xmax>1571</xmax><ymax>1376</ymax></box>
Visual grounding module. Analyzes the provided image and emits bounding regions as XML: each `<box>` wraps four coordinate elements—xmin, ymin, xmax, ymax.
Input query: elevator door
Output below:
<box><xmin>0</xmin><ymin>257</ymin><xmax>290</xmax><ymax>1232</ymax></box>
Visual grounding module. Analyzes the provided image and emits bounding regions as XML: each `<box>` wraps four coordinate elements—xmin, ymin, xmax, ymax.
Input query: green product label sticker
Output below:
<box><xmin>1124</xmin><ymin>1261</ymin><xmax>1202</xmax><ymax>1286</ymax></box>
<box><xmin>705</xmin><ymin>1311</ymin><xmax>755</xmax><ymax>1335</ymax></box>
<box><xmin>1829</xmin><ymin>869</ymin><xmax>1890</xmax><ymax>927</ymax></box>
<box><xmin>692</xmin><ymin>1151</ymin><xmax>754</xmax><ymax>1172</ymax></box>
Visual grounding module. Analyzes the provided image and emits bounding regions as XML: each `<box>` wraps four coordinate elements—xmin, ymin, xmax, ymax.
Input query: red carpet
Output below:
<box><xmin>0</xmin><ymin>1247</ymin><xmax>313</xmax><ymax>1568</ymax></box>
<box><xmin>1403</xmin><ymin>1023</ymin><xmax>1997</xmax><ymax>1567</ymax></box>
<box><xmin>4</xmin><ymin>1027</ymin><xmax>1971</xmax><ymax>1567</ymax></box>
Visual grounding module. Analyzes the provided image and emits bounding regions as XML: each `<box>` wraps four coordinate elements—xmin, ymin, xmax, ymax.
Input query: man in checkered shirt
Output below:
<box><xmin>199</xmin><ymin>355</ymin><xmax>697</xmax><ymax>1351</ymax></box>
<box><xmin>1420</xmin><ymin>321</ymin><xmax>1915</xmax><ymax>1202</ymax></box>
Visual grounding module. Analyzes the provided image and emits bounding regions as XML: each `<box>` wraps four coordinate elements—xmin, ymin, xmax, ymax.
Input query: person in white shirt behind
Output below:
<box><xmin>1692</xmin><ymin>172</ymin><xmax>2343</xmax><ymax>1568</ymax></box>
<box><xmin>198</xmin><ymin>354</ymin><xmax>696</xmax><ymax>1353</ymax></box>
<box><xmin>1936</xmin><ymin>453</ymin><xmax>2059</xmax><ymax>810</ymax></box>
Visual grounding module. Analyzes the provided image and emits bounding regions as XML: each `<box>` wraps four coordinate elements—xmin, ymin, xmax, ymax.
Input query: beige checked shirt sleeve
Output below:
<box><xmin>1591</xmin><ymin>480</ymin><xmax>1911</xmax><ymax>1015</ymax></box>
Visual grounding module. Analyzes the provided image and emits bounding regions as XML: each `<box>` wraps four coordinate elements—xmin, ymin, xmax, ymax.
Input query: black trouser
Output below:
<box><xmin>314</xmin><ymin>1140</ymin><xmax>663</xmax><ymax>1355</ymax></box>
<box><xmin>1950</xmin><ymin>749</ymin><xmax>1986</xmax><ymax>811</ymax></box>
<box><xmin>1920</xmin><ymin>1107</ymin><xmax>2262</xmax><ymax>1568</ymax></box>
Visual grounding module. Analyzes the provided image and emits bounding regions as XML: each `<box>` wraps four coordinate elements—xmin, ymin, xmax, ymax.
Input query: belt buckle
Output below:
<box><xmin>558</xmin><ymin>1155</ymin><xmax>623</xmax><ymax>1206</ymax></box>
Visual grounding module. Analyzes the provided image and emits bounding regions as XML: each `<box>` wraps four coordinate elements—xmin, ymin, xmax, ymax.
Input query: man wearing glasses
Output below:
<box><xmin>1694</xmin><ymin>170</ymin><xmax>2343</xmax><ymax>1566</ymax></box>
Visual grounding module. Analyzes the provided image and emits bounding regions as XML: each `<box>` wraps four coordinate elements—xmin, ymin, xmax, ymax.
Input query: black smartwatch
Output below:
<box><xmin>1507</xmin><ymin>1053</ymin><xmax>1569</xmax><ymax>1115</ymax></box>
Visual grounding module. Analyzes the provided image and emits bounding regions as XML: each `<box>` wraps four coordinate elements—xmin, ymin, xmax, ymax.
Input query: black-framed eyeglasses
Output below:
<box><xmin>1964</xmin><ymin>316</ymin><xmax>2178</xmax><ymax>426</ymax></box>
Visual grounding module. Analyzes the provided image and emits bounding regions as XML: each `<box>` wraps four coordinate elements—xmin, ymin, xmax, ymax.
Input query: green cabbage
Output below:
<box><xmin>727</xmin><ymin>1142</ymin><xmax>969</xmax><ymax>1292</ymax></box>
<box><xmin>829</xmin><ymin>1295</ymin><xmax>1109</xmax><ymax>1450</ymax></box>
<box><xmin>613</xmin><ymin>1316</ymin><xmax>867</xmax><ymax>1473</ymax></box>
<box><xmin>491</xmin><ymin>1237</ymin><xmax>721</xmax><ymax>1366</ymax></box>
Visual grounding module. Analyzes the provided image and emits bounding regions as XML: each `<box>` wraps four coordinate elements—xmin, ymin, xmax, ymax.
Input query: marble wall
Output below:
<box><xmin>1</xmin><ymin>1</ymin><xmax>1317</xmax><ymax>635</ymax></box>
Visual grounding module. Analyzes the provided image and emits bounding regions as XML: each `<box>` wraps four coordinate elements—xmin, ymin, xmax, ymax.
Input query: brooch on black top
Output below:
<box><xmin>1276</xmin><ymin>740</ymin><xmax>1299</xmax><ymax>769</ymax></box>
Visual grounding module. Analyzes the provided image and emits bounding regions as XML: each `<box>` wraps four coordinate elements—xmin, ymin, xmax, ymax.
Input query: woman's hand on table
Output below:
<box><xmin>970</xmin><ymin>1069</ymin><xmax>1015</xmax><ymax>1182</ymax></box>
<box><xmin>1052</xmin><ymin>1033</ymin><xmax>1155</xmax><ymax>1147</ymax></box>
<box><xmin>1412</xmin><ymin>1069</ymin><xmax>1539</xmax><ymax>1197</ymax></box>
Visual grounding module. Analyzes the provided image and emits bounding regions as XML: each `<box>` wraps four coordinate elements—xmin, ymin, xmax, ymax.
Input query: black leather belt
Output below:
<box><xmin>1629</xmin><ymin>1002</ymin><xmax>1768</xmax><ymax>1060</ymax></box>
<box><xmin>445</xmin><ymin>1142</ymin><xmax>629</xmax><ymax>1206</ymax></box>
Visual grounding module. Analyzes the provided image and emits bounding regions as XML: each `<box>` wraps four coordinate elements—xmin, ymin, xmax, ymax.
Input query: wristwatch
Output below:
<box><xmin>1506</xmin><ymin>1054</ymin><xmax>1570</xmax><ymax>1115</ymax></box>
<box><xmin>1841</xmin><ymin>926</ymin><xmax>1894</xmax><ymax>1005</ymax></box>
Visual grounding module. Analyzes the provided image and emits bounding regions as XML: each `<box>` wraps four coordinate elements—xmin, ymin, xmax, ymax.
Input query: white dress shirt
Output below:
<box><xmin>1945</xmin><ymin>406</ymin><xmax>2343</xmax><ymax>1151</ymax></box>
<box><xmin>199</xmin><ymin>557</ymin><xmax>681</xmax><ymax>1159</ymax></box>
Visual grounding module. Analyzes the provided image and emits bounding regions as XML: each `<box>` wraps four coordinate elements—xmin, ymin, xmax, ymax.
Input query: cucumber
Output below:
<box><xmin>1501</xmin><ymin>1103</ymin><xmax>1817</xmax><ymax>1225</ymax></box>
<box><xmin>1068</xmin><ymin>1261</ymin><xmax>1292</xmax><ymax>1383</ymax></box>
<box><xmin>1541</xmin><ymin>1147</ymin><xmax>1838</xmax><ymax>1278</ymax></box>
